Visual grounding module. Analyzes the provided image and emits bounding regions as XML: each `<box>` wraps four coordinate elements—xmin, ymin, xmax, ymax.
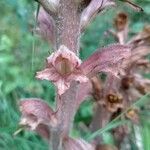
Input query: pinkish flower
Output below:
<box><xmin>36</xmin><ymin>45</ymin><xmax>89</xmax><ymax>95</ymax></box>
<box><xmin>19</xmin><ymin>98</ymin><xmax>57</xmax><ymax>131</ymax></box>
<box><xmin>36</xmin><ymin>44</ymin><xmax>130</xmax><ymax>95</ymax></box>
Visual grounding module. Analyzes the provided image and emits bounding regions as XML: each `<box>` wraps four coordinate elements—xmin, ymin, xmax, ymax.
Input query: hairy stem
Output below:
<box><xmin>50</xmin><ymin>1</ymin><xmax>81</xmax><ymax>149</ymax></box>
<box><xmin>51</xmin><ymin>82</ymin><xmax>79</xmax><ymax>150</ymax></box>
<box><xmin>90</xmin><ymin>104</ymin><xmax>111</xmax><ymax>144</ymax></box>
<box><xmin>54</xmin><ymin>0</ymin><xmax>81</xmax><ymax>53</ymax></box>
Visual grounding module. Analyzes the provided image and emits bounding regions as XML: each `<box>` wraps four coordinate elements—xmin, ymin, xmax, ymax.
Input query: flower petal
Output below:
<box><xmin>68</xmin><ymin>72</ymin><xmax>89</xmax><ymax>83</ymax></box>
<box><xmin>36</xmin><ymin>68</ymin><xmax>60</xmax><ymax>82</ymax></box>
<box><xmin>47</xmin><ymin>45</ymin><xmax>81</xmax><ymax>67</ymax></box>
<box><xmin>81</xmin><ymin>44</ymin><xmax>131</xmax><ymax>78</ymax></box>
<box><xmin>55</xmin><ymin>79</ymin><xmax>70</xmax><ymax>95</ymax></box>
<box><xmin>20</xmin><ymin>98</ymin><xmax>57</xmax><ymax>128</ymax></box>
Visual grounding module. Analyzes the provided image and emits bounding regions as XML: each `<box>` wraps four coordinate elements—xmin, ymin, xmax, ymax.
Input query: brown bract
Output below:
<box><xmin>114</xmin><ymin>12</ymin><xmax>128</xmax><ymax>32</ymax></box>
<box><xmin>105</xmin><ymin>92</ymin><xmax>123</xmax><ymax>112</ymax></box>
<box><xmin>126</xmin><ymin>108</ymin><xmax>139</xmax><ymax>124</ymax></box>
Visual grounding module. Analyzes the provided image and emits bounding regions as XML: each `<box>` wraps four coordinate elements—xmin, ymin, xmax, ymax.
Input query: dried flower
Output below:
<box><xmin>126</xmin><ymin>108</ymin><xmax>139</xmax><ymax>124</ymax></box>
<box><xmin>113</xmin><ymin>12</ymin><xmax>129</xmax><ymax>44</ymax></box>
<box><xmin>114</xmin><ymin>12</ymin><xmax>128</xmax><ymax>32</ymax></box>
<box><xmin>105</xmin><ymin>91</ymin><xmax>123</xmax><ymax>112</ymax></box>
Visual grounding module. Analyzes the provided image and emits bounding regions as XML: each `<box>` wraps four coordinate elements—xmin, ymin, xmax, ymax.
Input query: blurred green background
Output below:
<box><xmin>0</xmin><ymin>0</ymin><xmax>150</xmax><ymax>150</ymax></box>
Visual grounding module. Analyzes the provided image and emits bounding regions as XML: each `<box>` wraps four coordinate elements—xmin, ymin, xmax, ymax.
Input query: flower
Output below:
<box><xmin>36</xmin><ymin>45</ymin><xmax>89</xmax><ymax>95</ymax></box>
<box><xmin>37</xmin><ymin>44</ymin><xmax>130</xmax><ymax>95</ymax></box>
<box><xmin>19</xmin><ymin>98</ymin><xmax>57</xmax><ymax>131</ymax></box>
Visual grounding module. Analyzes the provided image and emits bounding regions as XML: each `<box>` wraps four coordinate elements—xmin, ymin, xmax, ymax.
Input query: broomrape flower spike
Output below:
<box><xmin>36</xmin><ymin>45</ymin><xmax>89</xmax><ymax>95</ymax></box>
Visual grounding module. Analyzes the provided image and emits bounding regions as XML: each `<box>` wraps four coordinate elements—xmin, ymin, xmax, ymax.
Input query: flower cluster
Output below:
<box><xmin>91</xmin><ymin>12</ymin><xmax>150</xmax><ymax>148</ymax></box>
<box><xmin>17</xmin><ymin>0</ymin><xmax>144</xmax><ymax>149</ymax></box>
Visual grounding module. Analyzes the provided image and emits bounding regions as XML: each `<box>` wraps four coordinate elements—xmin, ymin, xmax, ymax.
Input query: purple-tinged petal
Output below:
<box><xmin>19</xmin><ymin>98</ymin><xmax>57</xmax><ymax>129</ymax></box>
<box><xmin>47</xmin><ymin>45</ymin><xmax>82</xmax><ymax>68</ymax></box>
<box><xmin>56</xmin><ymin>79</ymin><xmax>70</xmax><ymax>96</ymax></box>
<box><xmin>123</xmin><ymin>45</ymin><xmax>150</xmax><ymax>70</ymax></box>
<box><xmin>36</xmin><ymin>68</ymin><xmax>60</xmax><ymax>82</ymax></box>
<box><xmin>81</xmin><ymin>44</ymin><xmax>131</xmax><ymax>78</ymax></box>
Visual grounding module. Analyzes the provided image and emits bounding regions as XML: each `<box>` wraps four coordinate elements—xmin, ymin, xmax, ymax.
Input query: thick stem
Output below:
<box><xmin>90</xmin><ymin>104</ymin><xmax>111</xmax><ymax>144</ymax></box>
<box><xmin>39</xmin><ymin>1</ymin><xmax>81</xmax><ymax>149</ymax></box>
<box><xmin>51</xmin><ymin>82</ymin><xmax>79</xmax><ymax>150</ymax></box>
<box><xmin>55</xmin><ymin>0</ymin><xmax>81</xmax><ymax>53</ymax></box>
<box><xmin>50</xmin><ymin>129</ymin><xmax>62</xmax><ymax>150</ymax></box>
<box><xmin>49</xmin><ymin>1</ymin><xmax>82</xmax><ymax>150</ymax></box>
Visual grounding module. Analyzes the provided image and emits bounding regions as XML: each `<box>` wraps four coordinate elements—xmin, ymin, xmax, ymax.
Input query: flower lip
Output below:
<box><xmin>54</xmin><ymin>55</ymin><xmax>76</xmax><ymax>76</ymax></box>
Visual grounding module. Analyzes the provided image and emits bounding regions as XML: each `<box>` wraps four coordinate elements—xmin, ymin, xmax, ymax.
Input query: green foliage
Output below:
<box><xmin>0</xmin><ymin>0</ymin><xmax>150</xmax><ymax>149</ymax></box>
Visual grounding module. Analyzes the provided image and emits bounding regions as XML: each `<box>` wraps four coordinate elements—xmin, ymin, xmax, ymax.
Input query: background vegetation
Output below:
<box><xmin>0</xmin><ymin>0</ymin><xmax>150</xmax><ymax>149</ymax></box>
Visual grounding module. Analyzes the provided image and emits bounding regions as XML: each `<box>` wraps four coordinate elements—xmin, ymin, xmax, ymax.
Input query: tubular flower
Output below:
<box><xmin>36</xmin><ymin>45</ymin><xmax>89</xmax><ymax>95</ymax></box>
<box><xmin>19</xmin><ymin>98</ymin><xmax>57</xmax><ymax>131</ymax></box>
<box><xmin>36</xmin><ymin>44</ymin><xmax>130</xmax><ymax>95</ymax></box>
